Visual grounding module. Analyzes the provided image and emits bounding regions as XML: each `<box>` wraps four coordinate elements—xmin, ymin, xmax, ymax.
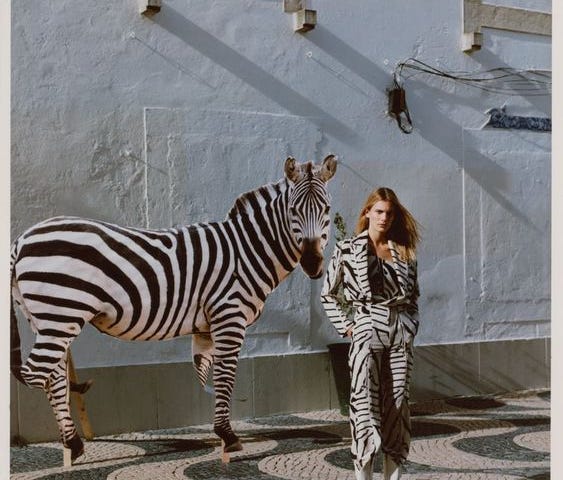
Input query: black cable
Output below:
<box><xmin>394</xmin><ymin>58</ymin><xmax>551</xmax><ymax>96</ymax></box>
<box><xmin>388</xmin><ymin>58</ymin><xmax>551</xmax><ymax>133</ymax></box>
<box><xmin>398</xmin><ymin>59</ymin><xmax>547</xmax><ymax>88</ymax></box>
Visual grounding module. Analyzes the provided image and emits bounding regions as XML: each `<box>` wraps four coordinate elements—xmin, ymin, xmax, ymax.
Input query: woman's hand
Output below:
<box><xmin>345</xmin><ymin>327</ymin><xmax>353</xmax><ymax>337</ymax></box>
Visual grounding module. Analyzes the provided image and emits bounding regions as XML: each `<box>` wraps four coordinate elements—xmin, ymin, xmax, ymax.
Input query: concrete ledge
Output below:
<box><xmin>411</xmin><ymin>337</ymin><xmax>551</xmax><ymax>400</ymax></box>
<box><xmin>11</xmin><ymin>337</ymin><xmax>550</xmax><ymax>443</ymax></box>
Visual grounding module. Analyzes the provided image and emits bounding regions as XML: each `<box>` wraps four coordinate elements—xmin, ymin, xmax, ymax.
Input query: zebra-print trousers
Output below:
<box><xmin>349</xmin><ymin>308</ymin><xmax>413</xmax><ymax>469</ymax></box>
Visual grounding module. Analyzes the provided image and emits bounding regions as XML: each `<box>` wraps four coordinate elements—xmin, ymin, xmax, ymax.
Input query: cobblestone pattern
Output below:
<box><xmin>10</xmin><ymin>390</ymin><xmax>550</xmax><ymax>479</ymax></box>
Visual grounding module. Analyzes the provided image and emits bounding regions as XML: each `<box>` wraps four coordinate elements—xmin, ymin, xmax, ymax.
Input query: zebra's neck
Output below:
<box><xmin>226</xmin><ymin>179</ymin><xmax>301</xmax><ymax>291</ymax></box>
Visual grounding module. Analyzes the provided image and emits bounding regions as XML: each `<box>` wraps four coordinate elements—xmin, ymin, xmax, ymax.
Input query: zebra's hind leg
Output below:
<box><xmin>47</xmin><ymin>352</ymin><xmax>84</xmax><ymax>464</ymax></box>
<box><xmin>20</xmin><ymin>330</ymin><xmax>85</xmax><ymax>464</ymax></box>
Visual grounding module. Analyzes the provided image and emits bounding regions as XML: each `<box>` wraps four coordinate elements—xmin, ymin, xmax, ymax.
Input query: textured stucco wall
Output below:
<box><xmin>11</xmin><ymin>0</ymin><xmax>551</xmax><ymax>368</ymax></box>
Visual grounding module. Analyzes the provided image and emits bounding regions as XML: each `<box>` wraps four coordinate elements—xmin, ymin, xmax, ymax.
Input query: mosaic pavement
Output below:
<box><xmin>10</xmin><ymin>390</ymin><xmax>550</xmax><ymax>479</ymax></box>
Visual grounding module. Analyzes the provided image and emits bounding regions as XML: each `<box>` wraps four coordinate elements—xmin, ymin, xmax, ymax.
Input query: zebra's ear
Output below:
<box><xmin>319</xmin><ymin>154</ymin><xmax>337</xmax><ymax>182</ymax></box>
<box><xmin>284</xmin><ymin>157</ymin><xmax>301</xmax><ymax>183</ymax></box>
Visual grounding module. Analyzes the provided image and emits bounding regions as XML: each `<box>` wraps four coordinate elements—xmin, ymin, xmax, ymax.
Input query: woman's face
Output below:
<box><xmin>365</xmin><ymin>200</ymin><xmax>394</xmax><ymax>234</ymax></box>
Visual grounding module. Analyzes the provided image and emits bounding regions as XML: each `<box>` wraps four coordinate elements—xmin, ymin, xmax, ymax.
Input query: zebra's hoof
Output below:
<box><xmin>223</xmin><ymin>439</ymin><xmax>243</xmax><ymax>453</ymax></box>
<box><xmin>65</xmin><ymin>434</ymin><xmax>84</xmax><ymax>461</ymax></box>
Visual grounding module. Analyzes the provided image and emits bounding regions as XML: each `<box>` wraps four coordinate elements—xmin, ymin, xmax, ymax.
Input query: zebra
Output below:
<box><xmin>10</xmin><ymin>155</ymin><xmax>337</xmax><ymax>462</ymax></box>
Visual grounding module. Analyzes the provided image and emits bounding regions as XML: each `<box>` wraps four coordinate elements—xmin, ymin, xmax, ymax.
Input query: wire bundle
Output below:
<box><xmin>393</xmin><ymin>58</ymin><xmax>551</xmax><ymax>96</ymax></box>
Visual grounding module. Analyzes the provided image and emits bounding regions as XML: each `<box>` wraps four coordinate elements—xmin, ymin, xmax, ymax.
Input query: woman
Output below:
<box><xmin>321</xmin><ymin>187</ymin><xmax>421</xmax><ymax>480</ymax></box>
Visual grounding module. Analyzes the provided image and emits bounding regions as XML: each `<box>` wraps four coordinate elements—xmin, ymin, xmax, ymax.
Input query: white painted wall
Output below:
<box><xmin>11</xmin><ymin>0</ymin><xmax>551</xmax><ymax>368</ymax></box>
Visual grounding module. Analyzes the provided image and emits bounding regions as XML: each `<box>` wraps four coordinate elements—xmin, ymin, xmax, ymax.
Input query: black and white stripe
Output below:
<box><xmin>320</xmin><ymin>229</ymin><xmax>419</xmax><ymax>470</ymax></box>
<box><xmin>10</xmin><ymin>155</ymin><xmax>337</xmax><ymax>459</ymax></box>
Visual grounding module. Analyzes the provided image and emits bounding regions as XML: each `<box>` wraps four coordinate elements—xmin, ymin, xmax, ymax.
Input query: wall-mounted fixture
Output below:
<box><xmin>462</xmin><ymin>32</ymin><xmax>483</xmax><ymax>52</ymax></box>
<box><xmin>283</xmin><ymin>0</ymin><xmax>303</xmax><ymax>12</ymax></box>
<box><xmin>462</xmin><ymin>0</ymin><xmax>551</xmax><ymax>53</ymax></box>
<box><xmin>283</xmin><ymin>0</ymin><xmax>316</xmax><ymax>33</ymax></box>
<box><xmin>140</xmin><ymin>0</ymin><xmax>161</xmax><ymax>16</ymax></box>
<box><xmin>293</xmin><ymin>9</ymin><xmax>316</xmax><ymax>32</ymax></box>
<box><xmin>387</xmin><ymin>85</ymin><xmax>413</xmax><ymax>134</ymax></box>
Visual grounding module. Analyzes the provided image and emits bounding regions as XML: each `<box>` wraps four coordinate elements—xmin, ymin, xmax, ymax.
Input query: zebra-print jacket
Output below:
<box><xmin>320</xmin><ymin>230</ymin><xmax>419</xmax><ymax>345</ymax></box>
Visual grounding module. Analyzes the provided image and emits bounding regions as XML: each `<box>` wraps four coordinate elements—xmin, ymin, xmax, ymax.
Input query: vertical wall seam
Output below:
<box><xmin>166</xmin><ymin>134</ymin><xmax>175</xmax><ymax>228</ymax></box>
<box><xmin>461</xmin><ymin>128</ymin><xmax>467</xmax><ymax>288</ymax></box>
<box><xmin>251</xmin><ymin>358</ymin><xmax>256</xmax><ymax>418</ymax></box>
<box><xmin>155</xmin><ymin>368</ymin><xmax>160</xmax><ymax>429</ymax></box>
<box><xmin>548</xmin><ymin>337</ymin><xmax>550</xmax><ymax>373</ymax></box>
<box><xmin>16</xmin><ymin>382</ymin><xmax>21</xmax><ymax>440</ymax></box>
<box><xmin>477</xmin><ymin>341</ymin><xmax>481</xmax><ymax>381</ymax></box>
<box><xmin>143</xmin><ymin>106</ymin><xmax>150</xmax><ymax>229</ymax></box>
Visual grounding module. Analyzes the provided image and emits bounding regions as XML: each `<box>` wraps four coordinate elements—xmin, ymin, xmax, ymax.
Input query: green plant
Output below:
<box><xmin>333</xmin><ymin>212</ymin><xmax>348</xmax><ymax>242</ymax></box>
<box><xmin>332</xmin><ymin>212</ymin><xmax>353</xmax><ymax>318</ymax></box>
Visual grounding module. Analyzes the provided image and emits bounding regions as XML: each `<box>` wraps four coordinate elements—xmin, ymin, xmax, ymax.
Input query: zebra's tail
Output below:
<box><xmin>10</xmin><ymin>296</ymin><xmax>25</xmax><ymax>384</ymax></box>
<box><xmin>10</xmin><ymin>245</ymin><xmax>25</xmax><ymax>385</ymax></box>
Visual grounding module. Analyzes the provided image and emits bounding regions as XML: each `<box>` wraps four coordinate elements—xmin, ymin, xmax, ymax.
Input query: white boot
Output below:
<box><xmin>353</xmin><ymin>456</ymin><xmax>374</xmax><ymax>480</ymax></box>
<box><xmin>383</xmin><ymin>454</ymin><xmax>401</xmax><ymax>480</ymax></box>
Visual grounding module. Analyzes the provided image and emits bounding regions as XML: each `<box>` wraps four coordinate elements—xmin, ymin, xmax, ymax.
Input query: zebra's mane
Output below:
<box><xmin>226</xmin><ymin>178</ymin><xmax>288</xmax><ymax>220</ymax></box>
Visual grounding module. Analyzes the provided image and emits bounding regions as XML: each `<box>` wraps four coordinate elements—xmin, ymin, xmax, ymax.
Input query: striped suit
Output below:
<box><xmin>320</xmin><ymin>230</ymin><xmax>419</xmax><ymax>471</ymax></box>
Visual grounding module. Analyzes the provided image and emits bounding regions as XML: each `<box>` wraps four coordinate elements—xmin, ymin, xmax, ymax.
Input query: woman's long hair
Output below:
<box><xmin>354</xmin><ymin>187</ymin><xmax>421</xmax><ymax>262</ymax></box>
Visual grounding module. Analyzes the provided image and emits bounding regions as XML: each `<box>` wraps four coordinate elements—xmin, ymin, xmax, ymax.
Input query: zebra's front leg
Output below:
<box><xmin>211</xmin><ymin>325</ymin><xmax>245</xmax><ymax>454</ymax></box>
<box><xmin>47</xmin><ymin>352</ymin><xmax>84</xmax><ymax>464</ymax></box>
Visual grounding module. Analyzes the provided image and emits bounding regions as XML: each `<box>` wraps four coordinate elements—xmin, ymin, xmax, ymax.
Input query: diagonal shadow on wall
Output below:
<box><xmin>471</xmin><ymin>38</ymin><xmax>551</xmax><ymax>114</ymax></box>
<box><xmin>154</xmin><ymin>7</ymin><xmax>363</xmax><ymax>147</ymax></box>
<box><xmin>305</xmin><ymin>26</ymin><xmax>391</xmax><ymax>90</ymax></box>
<box><xmin>306</xmin><ymin>27</ymin><xmax>540</xmax><ymax>230</ymax></box>
<box><xmin>408</xmin><ymin>81</ymin><xmax>542</xmax><ymax>231</ymax></box>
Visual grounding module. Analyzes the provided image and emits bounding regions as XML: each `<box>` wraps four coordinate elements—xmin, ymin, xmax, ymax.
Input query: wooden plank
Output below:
<box><xmin>221</xmin><ymin>440</ymin><xmax>230</xmax><ymax>464</ymax></box>
<box><xmin>68</xmin><ymin>351</ymin><xmax>94</xmax><ymax>440</ymax></box>
<box><xmin>63</xmin><ymin>447</ymin><xmax>72</xmax><ymax>467</ymax></box>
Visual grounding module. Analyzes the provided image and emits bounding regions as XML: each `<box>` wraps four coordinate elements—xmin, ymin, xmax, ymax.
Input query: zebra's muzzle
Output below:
<box><xmin>300</xmin><ymin>238</ymin><xmax>324</xmax><ymax>279</ymax></box>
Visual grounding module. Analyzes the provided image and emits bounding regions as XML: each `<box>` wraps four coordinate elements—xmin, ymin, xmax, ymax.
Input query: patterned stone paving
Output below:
<box><xmin>10</xmin><ymin>390</ymin><xmax>550</xmax><ymax>479</ymax></box>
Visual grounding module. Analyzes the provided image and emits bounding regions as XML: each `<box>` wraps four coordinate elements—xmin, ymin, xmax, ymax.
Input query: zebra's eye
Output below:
<box><xmin>290</xmin><ymin>207</ymin><xmax>297</xmax><ymax>216</ymax></box>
